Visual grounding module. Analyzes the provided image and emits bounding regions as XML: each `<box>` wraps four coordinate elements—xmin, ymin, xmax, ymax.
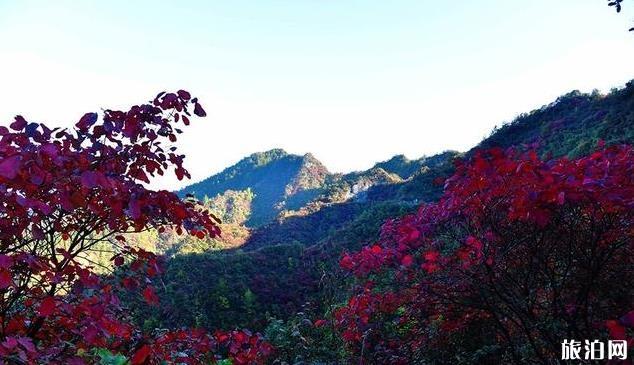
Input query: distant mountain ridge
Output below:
<box><xmin>177</xmin><ymin>80</ymin><xmax>634</xmax><ymax>246</ymax></box>
<box><xmin>179</xmin><ymin>146</ymin><xmax>460</xmax><ymax>228</ymax></box>
<box><xmin>372</xmin><ymin>151</ymin><xmax>456</xmax><ymax>179</ymax></box>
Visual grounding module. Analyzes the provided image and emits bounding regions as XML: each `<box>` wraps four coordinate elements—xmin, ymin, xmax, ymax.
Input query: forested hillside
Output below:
<box><xmin>165</xmin><ymin>81</ymin><xmax>634</xmax><ymax>257</ymax></box>
<box><xmin>478</xmin><ymin>80</ymin><xmax>634</xmax><ymax>155</ymax></box>
<box><xmin>177</xmin><ymin>149</ymin><xmax>329</xmax><ymax>227</ymax></box>
<box><xmin>2</xmin><ymin>81</ymin><xmax>632</xmax><ymax>364</ymax></box>
<box><xmin>125</xmin><ymin>82</ymin><xmax>634</xmax><ymax>363</ymax></box>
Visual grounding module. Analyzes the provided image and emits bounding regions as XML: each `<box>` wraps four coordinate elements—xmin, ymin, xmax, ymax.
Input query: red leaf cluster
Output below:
<box><xmin>336</xmin><ymin>145</ymin><xmax>634</xmax><ymax>363</ymax></box>
<box><xmin>128</xmin><ymin>329</ymin><xmax>272</xmax><ymax>365</ymax></box>
<box><xmin>0</xmin><ymin>92</ymin><xmax>270</xmax><ymax>364</ymax></box>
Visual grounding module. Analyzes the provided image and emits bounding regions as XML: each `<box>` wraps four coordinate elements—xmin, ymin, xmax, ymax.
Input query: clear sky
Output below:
<box><xmin>1</xmin><ymin>0</ymin><xmax>634</xmax><ymax>189</ymax></box>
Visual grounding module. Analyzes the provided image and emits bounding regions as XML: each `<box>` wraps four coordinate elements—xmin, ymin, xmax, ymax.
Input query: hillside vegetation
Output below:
<box><xmin>121</xmin><ymin>82</ymin><xmax>634</xmax><ymax>352</ymax></box>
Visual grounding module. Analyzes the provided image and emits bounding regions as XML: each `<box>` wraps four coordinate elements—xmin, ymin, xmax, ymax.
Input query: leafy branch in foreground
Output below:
<box><xmin>607</xmin><ymin>0</ymin><xmax>634</xmax><ymax>31</ymax></box>
<box><xmin>0</xmin><ymin>91</ymin><xmax>271</xmax><ymax>364</ymax></box>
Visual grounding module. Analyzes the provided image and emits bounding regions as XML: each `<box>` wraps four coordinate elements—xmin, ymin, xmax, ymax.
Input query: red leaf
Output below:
<box><xmin>38</xmin><ymin>296</ymin><xmax>56</xmax><ymax>317</ymax></box>
<box><xmin>401</xmin><ymin>255</ymin><xmax>414</xmax><ymax>267</ymax></box>
<box><xmin>1</xmin><ymin>336</ymin><xmax>18</xmax><ymax>350</ymax></box>
<box><xmin>0</xmin><ymin>155</ymin><xmax>22</xmax><ymax>179</ymax></box>
<box><xmin>10</xmin><ymin>115</ymin><xmax>27</xmax><ymax>131</ymax></box>
<box><xmin>76</xmin><ymin>112</ymin><xmax>98</xmax><ymax>131</ymax></box>
<box><xmin>193</xmin><ymin>103</ymin><xmax>206</xmax><ymax>117</ymax></box>
<box><xmin>340</xmin><ymin>254</ymin><xmax>354</xmax><ymax>270</ymax></box>
<box><xmin>177</xmin><ymin>90</ymin><xmax>191</xmax><ymax>100</ymax></box>
<box><xmin>0</xmin><ymin>270</ymin><xmax>12</xmax><ymax>289</ymax></box>
<box><xmin>142</xmin><ymin>286</ymin><xmax>159</xmax><ymax>306</ymax></box>
<box><xmin>215</xmin><ymin>330</ymin><xmax>229</xmax><ymax>343</ymax></box>
<box><xmin>422</xmin><ymin>262</ymin><xmax>440</xmax><ymax>274</ymax></box>
<box><xmin>175</xmin><ymin>167</ymin><xmax>188</xmax><ymax>181</ymax></box>
<box><xmin>113</xmin><ymin>256</ymin><xmax>125</xmax><ymax>267</ymax></box>
<box><xmin>424</xmin><ymin>251</ymin><xmax>440</xmax><ymax>262</ymax></box>
<box><xmin>314</xmin><ymin>319</ymin><xmax>327</xmax><ymax>328</ymax></box>
<box><xmin>131</xmin><ymin>344</ymin><xmax>151</xmax><ymax>365</ymax></box>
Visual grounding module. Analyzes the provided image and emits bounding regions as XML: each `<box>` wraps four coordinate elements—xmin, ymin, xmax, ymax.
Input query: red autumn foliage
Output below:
<box><xmin>0</xmin><ymin>92</ymin><xmax>271</xmax><ymax>364</ymax></box>
<box><xmin>336</xmin><ymin>145</ymin><xmax>634</xmax><ymax>364</ymax></box>
<box><xmin>126</xmin><ymin>329</ymin><xmax>272</xmax><ymax>365</ymax></box>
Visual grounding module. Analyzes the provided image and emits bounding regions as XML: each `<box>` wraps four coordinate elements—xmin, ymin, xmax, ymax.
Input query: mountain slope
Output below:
<box><xmin>178</xmin><ymin>149</ymin><xmax>329</xmax><ymax>227</ymax></box>
<box><xmin>130</xmin><ymin>80</ymin><xmax>634</xmax><ymax>335</ymax></box>
<box><xmin>176</xmin><ymin>81</ymin><xmax>634</xmax><ymax>254</ymax></box>
<box><xmin>372</xmin><ymin>150</ymin><xmax>458</xmax><ymax>179</ymax></box>
<box><xmin>477</xmin><ymin>81</ymin><xmax>634</xmax><ymax>156</ymax></box>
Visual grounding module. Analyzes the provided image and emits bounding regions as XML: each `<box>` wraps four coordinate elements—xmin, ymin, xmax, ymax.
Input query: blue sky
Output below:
<box><xmin>1</xmin><ymin>0</ymin><xmax>633</xmax><ymax>189</ymax></box>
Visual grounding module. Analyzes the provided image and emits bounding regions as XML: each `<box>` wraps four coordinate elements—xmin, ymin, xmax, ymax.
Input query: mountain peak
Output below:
<box><xmin>247</xmin><ymin>149</ymin><xmax>289</xmax><ymax>166</ymax></box>
<box><xmin>179</xmin><ymin>148</ymin><xmax>329</xmax><ymax>227</ymax></box>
